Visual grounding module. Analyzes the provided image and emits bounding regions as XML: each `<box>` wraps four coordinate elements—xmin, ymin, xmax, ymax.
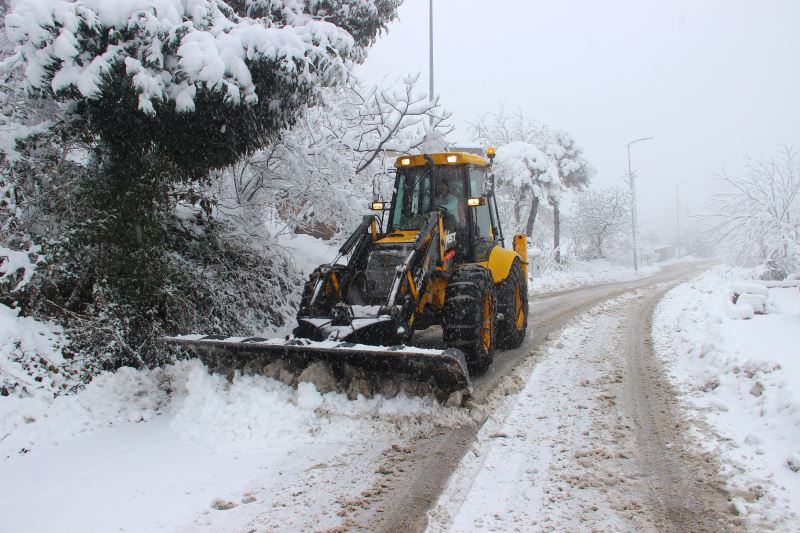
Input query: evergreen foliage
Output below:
<box><xmin>0</xmin><ymin>0</ymin><xmax>399</xmax><ymax>370</ymax></box>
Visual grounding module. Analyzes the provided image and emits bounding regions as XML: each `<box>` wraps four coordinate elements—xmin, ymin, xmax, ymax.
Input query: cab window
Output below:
<box><xmin>389</xmin><ymin>166</ymin><xmax>462</xmax><ymax>231</ymax></box>
<box><xmin>468</xmin><ymin>167</ymin><xmax>493</xmax><ymax>240</ymax></box>
<box><xmin>390</xmin><ymin>167</ymin><xmax>431</xmax><ymax>230</ymax></box>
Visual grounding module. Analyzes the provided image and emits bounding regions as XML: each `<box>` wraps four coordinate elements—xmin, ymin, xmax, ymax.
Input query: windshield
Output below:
<box><xmin>390</xmin><ymin>166</ymin><xmax>464</xmax><ymax>231</ymax></box>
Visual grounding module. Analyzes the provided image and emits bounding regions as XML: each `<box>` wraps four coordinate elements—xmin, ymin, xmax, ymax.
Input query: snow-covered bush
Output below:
<box><xmin>57</xmin><ymin>209</ymin><xmax>302</xmax><ymax>370</ymax></box>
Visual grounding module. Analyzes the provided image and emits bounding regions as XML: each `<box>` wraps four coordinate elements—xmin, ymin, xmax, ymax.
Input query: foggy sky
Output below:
<box><xmin>354</xmin><ymin>0</ymin><xmax>800</xmax><ymax>239</ymax></box>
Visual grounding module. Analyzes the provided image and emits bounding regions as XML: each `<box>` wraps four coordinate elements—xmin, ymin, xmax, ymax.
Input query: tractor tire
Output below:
<box><xmin>496</xmin><ymin>260</ymin><xmax>528</xmax><ymax>349</ymax></box>
<box><xmin>297</xmin><ymin>265</ymin><xmax>346</xmax><ymax>318</ymax></box>
<box><xmin>442</xmin><ymin>265</ymin><xmax>496</xmax><ymax>374</ymax></box>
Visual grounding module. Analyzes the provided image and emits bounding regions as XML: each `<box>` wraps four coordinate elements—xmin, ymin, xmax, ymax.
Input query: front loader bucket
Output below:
<box><xmin>162</xmin><ymin>335</ymin><xmax>473</xmax><ymax>398</ymax></box>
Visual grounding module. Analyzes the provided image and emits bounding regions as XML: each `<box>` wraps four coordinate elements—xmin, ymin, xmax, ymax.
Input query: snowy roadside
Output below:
<box><xmin>0</xmin><ymin>355</ymin><xmax>471</xmax><ymax>532</ymax></box>
<box><xmin>653</xmin><ymin>266</ymin><xmax>800</xmax><ymax>530</ymax></box>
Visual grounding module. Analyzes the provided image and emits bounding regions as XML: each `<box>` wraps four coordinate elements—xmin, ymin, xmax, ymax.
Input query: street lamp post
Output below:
<box><xmin>626</xmin><ymin>136</ymin><xmax>654</xmax><ymax>271</ymax></box>
<box><xmin>428</xmin><ymin>0</ymin><xmax>434</xmax><ymax>129</ymax></box>
<box><xmin>429</xmin><ymin>1</ymin><xmax>434</xmax><ymax>96</ymax></box>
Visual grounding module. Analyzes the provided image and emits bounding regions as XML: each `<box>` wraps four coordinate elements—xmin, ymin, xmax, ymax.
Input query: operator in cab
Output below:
<box><xmin>434</xmin><ymin>177</ymin><xmax>465</xmax><ymax>231</ymax></box>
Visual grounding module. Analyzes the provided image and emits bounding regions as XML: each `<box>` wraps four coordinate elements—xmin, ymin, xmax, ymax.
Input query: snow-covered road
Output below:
<box><xmin>11</xmin><ymin>262</ymin><xmax>795</xmax><ymax>532</ymax></box>
<box><xmin>428</xmin><ymin>285</ymin><xmax>737</xmax><ymax>532</ymax></box>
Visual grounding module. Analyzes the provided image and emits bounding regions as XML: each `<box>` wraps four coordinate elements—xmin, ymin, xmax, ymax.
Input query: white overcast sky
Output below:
<box><xmin>354</xmin><ymin>0</ymin><xmax>800</xmax><ymax>234</ymax></box>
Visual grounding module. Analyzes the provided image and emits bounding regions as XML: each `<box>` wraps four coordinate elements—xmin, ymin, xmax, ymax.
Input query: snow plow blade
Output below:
<box><xmin>162</xmin><ymin>335</ymin><xmax>473</xmax><ymax>398</ymax></box>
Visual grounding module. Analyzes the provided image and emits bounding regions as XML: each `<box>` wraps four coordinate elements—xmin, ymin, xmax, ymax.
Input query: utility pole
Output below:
<box><xmin>626</xmin><ymin>136</ymin><xmax>654</xmax><ymax>271</ymax></box>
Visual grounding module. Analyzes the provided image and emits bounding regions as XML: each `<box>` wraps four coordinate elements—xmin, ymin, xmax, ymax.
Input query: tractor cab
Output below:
<box><xmin>377</xmin><ymin>152</ymin><xmax>504</xmax><ymax>263</ymax></box>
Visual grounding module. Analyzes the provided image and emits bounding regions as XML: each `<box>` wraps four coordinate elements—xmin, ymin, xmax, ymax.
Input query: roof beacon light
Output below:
<box><xmin>486</xmin><ymin>147</ymin><xmax>496</xmax><ymax>161</ymax></box>
<box><xmin>446</xmin><ymin>154</ymin><xmax>458</xmax><ymax>163</ymax></box>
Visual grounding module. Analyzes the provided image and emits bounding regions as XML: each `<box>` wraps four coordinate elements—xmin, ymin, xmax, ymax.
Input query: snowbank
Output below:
<box><xmin>530</xmin><ymin>257</ymin><xmax>659</xmax><ymax>293</ymax></box>
<box><xmin>2</xmin><ymin>357</ymin><xmax>470</xmax><ymax>461</ymax></box>
<box><xmin>273</xmin><ymin>231</ymin><xmax>340</xmax><ymax>278</ymax></box>
<box><xmin>654</xmin><ymin>266</ymin><xmax>800</xmax><ymax>529</ymax></box>
<box><xmin>1</xmin><ymin>348</ymin><xmax>471</xmax><ymax>531</ymax></box>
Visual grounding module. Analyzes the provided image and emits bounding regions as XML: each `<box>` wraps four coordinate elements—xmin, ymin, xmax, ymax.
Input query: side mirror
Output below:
<box><xmin>482</xmin><ymin>173</ymin><xmax>495</xmax><ymax>197</ymax></box>
<box><xmin>372</xmin><ymin>176</ymin><xmax>379</xmax><ymax>202</ymax></box>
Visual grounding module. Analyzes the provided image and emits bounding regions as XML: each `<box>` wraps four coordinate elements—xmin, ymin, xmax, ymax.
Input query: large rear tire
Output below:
<box><xmin>442</xmin><ymin>265</ymin><xmax>496</xmax><ymax>373</ymax></box>
<box><xmin>496</xmin><ymin>260</ymin><xmax>528</xmax><ymax>349</ymax></box>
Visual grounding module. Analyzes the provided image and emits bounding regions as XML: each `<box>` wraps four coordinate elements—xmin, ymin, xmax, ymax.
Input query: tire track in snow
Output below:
<box><xmin>428</xmin><ymin>282</ymin><xmax>741</xmax><ymax>532</ymax></box>
<box><xmin>622</xmin><ymin>285</ymin><xmax>740</xmax><ymax>532</ymax></box>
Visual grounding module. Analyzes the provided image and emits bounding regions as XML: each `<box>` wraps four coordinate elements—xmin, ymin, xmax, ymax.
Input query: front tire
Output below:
<box><xmin>496</xmin><ymin>260</ymin><xmax>528</xmax><ymax>349</ymax></box>
<box><xmin>442</xmin><ymin>265</ymin><xmax>496</xmax><ymax>373</ymax></box>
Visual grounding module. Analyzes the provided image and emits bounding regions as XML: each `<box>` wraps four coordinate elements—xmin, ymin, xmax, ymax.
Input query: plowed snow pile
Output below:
<box><xmin>0</xmin><ymin>356</ymin><xmax>470</xmax><ymax>532</ymax></box>
<box><xmin>654</xmin><ymin>266</ymin><xmax>800</xmax><ymax>529</ymax></box>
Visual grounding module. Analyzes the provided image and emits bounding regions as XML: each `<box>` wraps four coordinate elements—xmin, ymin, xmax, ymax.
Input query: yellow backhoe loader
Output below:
<box><xmin>164</xmin><ymin>149</ymin><xmax>528</xmax><ymax>399</ymax></box>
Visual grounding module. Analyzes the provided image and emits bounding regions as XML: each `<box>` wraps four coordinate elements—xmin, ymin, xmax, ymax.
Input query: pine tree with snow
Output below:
<box><xmin>546</xmin><ymin>130</ymin><xmax>592</xmax><ymax>263</ymax></box>
<box><xmin>0</xmin><ymin>0</ymin><xmax>400</xmax><ymax>367</ymax></box>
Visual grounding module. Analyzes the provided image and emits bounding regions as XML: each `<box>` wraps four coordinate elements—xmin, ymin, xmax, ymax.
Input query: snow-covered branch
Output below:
<box><xmin>706</xmin><ymin>147</ymin><xmax>800</xmax><ymax>277</ymax></box>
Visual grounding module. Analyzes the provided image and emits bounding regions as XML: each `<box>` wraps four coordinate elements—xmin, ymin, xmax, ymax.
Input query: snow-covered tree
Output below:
<box><xmin>471</xmin><ymin>107</ymin><xmax>550</xmax><ymax>148</ymax></box>
<box><xmin>494</xmin><ymin>142</ymin><xmax>558</xmax><ymax>237</ymax></box>
<box><xmin>707</xmin><ymin>147</ymin><xmax>800</xmax><ymax>278</ymax></box>
<box><xmin>470</xmin><ymin>109</ymin><xmax>554</xmax><ymax>238</ymax></box>
<box><xmin>331</xmin><ymin>73</ymin><xmax>452</xmax><ymax>174</ymax></box>
<box><xmin>2</xmin><ymin>0</ymin><xmax>399</xmax><ymax>180</ymax></box>
<box><xmin>546</xmin><ymin>130</ymin><xmax>592</xmax><ymax>263</ymax></box>
<box><xmin>214</xmin><ymin>73</ymin><xmax>452</xmax><ymax>237</ymax></box>
<box><xmin>0</xmin><ymin>0</ymin><xmax>400</xmax><ymax>368</ymax></box>
<box><xmin>470</xmin><ymin>109</ymin><xmax>593</xmax><ymax>257</ymax></box>
<box><xmin>571</xmin><ymin>186</ymin><xmax>630</xmax><ymax>259</ymax></box>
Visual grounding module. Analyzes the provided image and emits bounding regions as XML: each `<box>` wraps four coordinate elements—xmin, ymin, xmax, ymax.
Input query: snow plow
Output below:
<box><xmin>163</xmin><ymin>150</ymin><xmax>529</xmax><ymax>400</ymax></box>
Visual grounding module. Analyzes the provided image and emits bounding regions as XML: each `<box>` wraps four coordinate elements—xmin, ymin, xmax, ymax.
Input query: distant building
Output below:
<box><xmin>654</xmin><ymin>245</ymin><xmax>673</xmax><ymax>262</ymax></box>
